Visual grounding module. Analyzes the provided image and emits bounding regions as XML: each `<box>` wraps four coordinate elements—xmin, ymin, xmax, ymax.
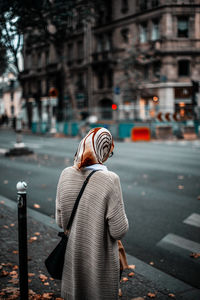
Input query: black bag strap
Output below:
<box><xmin>65</xmin><ymin>170</ymin><xmax>99</xmax><ymax>233</ymax></box>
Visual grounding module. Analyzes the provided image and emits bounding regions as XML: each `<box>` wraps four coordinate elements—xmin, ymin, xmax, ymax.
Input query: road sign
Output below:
<box><xmin>114</xmin><ymin>86</ymin><xmax>120</xmax><ymax>95</ymax></box>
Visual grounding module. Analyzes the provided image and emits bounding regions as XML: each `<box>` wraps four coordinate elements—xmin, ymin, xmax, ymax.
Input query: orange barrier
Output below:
<box><xmin>131</xmin><ymin>127</ymin><xmax>151</xmax><ymax>142</ymax></box>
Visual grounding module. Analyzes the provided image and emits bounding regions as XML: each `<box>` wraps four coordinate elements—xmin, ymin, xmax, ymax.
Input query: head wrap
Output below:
<box><xmin>74</xmin><ymin>127</ymin><xmax>114</xmax><ymax>169</ymax></box>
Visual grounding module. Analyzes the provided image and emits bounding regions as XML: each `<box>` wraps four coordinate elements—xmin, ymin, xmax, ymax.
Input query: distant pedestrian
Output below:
<box><xmin>56</xmin><ymin>127</ymin><xmax>129</xmax><ymax>300</ymax></box>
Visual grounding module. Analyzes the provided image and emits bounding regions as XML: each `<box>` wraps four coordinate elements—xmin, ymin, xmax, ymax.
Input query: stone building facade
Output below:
<box><xmin>21</xmin><ymin>0</ymin><xmax>200</xmax><ymax>123</ymax></box>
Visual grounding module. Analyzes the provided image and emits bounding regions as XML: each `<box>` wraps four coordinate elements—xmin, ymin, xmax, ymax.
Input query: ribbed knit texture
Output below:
<box><xmin>56</xmin><ymin>166</ymin><xmax>129</xmax><ymax>300</ymax></box>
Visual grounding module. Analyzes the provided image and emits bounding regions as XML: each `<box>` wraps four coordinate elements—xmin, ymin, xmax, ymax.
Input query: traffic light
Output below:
<box><xmin>49</xmin><ymin>88</ymin><xmax>58</xmax><ymax>97</ymax></box>
<box><xmin>152</xmin><ymin>96</ymin><xmax>159</xmax><ymax>103</ymax></box>
<box><xmin>112</xmin><ymin>104</ymin><xmax>117</xmax><ymax>110</ymax></box>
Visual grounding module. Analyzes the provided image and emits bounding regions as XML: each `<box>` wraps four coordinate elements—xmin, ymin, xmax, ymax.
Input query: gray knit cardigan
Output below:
<box><xmin>56</xmin><ymin>166</ymin><xmax>129</xmax><ymax>300</ymax></box>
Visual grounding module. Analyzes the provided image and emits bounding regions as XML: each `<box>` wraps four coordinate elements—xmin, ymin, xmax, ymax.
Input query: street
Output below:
<box><xmin>0</xmin><ymin>129</ymin><xmax>200</xmax><ymax>289</ymax></box>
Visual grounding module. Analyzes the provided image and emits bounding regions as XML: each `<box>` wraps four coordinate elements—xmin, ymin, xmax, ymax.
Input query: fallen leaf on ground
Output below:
<box><xmin>190</xmin><ymin>252</ymin><xmax>200</xmax><ymax>259</ymax></box>
<box><xmin>128</xmin><ymin>264</ymin><xmax>136</xmax><ymax>269</ymax></box>
<box><xmin>128</xmin><ymin>272</ymin><xmax>135</xmax><ymax>277</ymax></box>
<box><xmin>0</xmin><ymin>200</ymin><xmax>5</xmax><ymax>204</ymax></box>
<box><xmin>3</xmin><ymin>225</ymin><xmax>9</xmax><ymax>229</ymax></box>
<box><xmin>34</xmin><ymin>232</ymin><xmax>40</xmax><ymax>236</ymax></box>
<box><xmin>2</xmin><ymin>263</ymin><xmax>12</xmax><ymax>266</ymax></box>
<box><xmin>42</xmin><ymin>293</ymin><xmax>53</xmax><ymax>299</ymax></box>
<box><xmin>28</xmin><ymin>289</ymin><xmax>36</xmax><ymax>295</ymax></box>
<box><xmin>55</xmin><ymin>298</ymin><xmax>64</xmax><ymax>300</ymax></box>
<box><xmin>147</xmin><ymin>292</ymin><xmax>156</xmax><ymax>298</ymax></box>
<box><xmin>118</xmin><ymin>288</ymin><xmax>122</xmax><ymax>297</ymax></box>
<box><xmin>29</xmin><ymin>236</ymin><xmax>38</xmax><ymax>243</ymax></box>
<box><xmin>121</xmin><ymin>277</ymin><xmax>128</xmax><ymax>282</ymax></box>
<box><xmin>131</xmin><ymin>298</ymin><xmax>144</xmax><ymax>300</ymax></box>
<box><xmin>44</xmin><ymin>282</ymin><xmax>49</xmax><ymax>285</ymax></box>
<box><xmin>149</xmin><ymin>261</ymin><xmax>154</xmax><ymax>265</ymax></box>
<box><xmin>12</xmin><ymin>250</ymin><xmax>18</xmax><ymax>254</ymax></box>
<box><xmin>168</xmin><ymin>293</ymin><xmax>176</xmax><ymax>298</ymax></box>
<box><xmin>13</xmin><ymin>265</ymin><xmax>18</xmax><ymax>270</ymax></box>
<box><xmin>1</xmin><ymin>287</ymin><xmax>19</xmax><ymax>294</ymax></box>
<box><xmin>39</xmin><ymin>274</ymin><xmax>48</xmax><ymax>282</ymax></box>
<box><xmin>8</xmin><ymin>278</ymin><xmax>18</xmax><ymax>284</ymax></box>
<box><xmin>9</xmin><ymin>270</ymin><xmax>18</xmax><ymax>278</ymax></box>
<box><xmin>33</xmin><ymin>203</ymin><xmax>40</xmax><ymax>209</ymax></box>
<box><xmin>28</xmin><ymin>273</ymin><xmax>35</xmax><ymax>277</ymax></box>
<box><xmin>1</xmin><ymin>270</ymin><xmax>9</xmax><ymax>277</ymax></box>
<box><xmin>10</xmin><ymin>223</ymin><xmax>15</xmax><ymax>227</ymax></box>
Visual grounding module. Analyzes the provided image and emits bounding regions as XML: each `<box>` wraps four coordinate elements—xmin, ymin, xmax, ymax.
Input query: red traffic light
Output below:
<box><xmin>152</xmin><ymin>96</ymin><xmax>159</xmax><ymax>103</ymax></box>
<box><xmin>49</xmin><ymin>87</ymin><xmax>58</xmax><ymax>97</ymax></box>
<box><xmin>112</xmin><ymin>104</ymin><xmax>117</xmax><ymax>110</ymax></box>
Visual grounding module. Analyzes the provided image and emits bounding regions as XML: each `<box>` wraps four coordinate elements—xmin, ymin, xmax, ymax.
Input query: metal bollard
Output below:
<box><xmin>16</xmin><ymin>181</ymin><xmax>28</xmax><ymax>300</ymax></box>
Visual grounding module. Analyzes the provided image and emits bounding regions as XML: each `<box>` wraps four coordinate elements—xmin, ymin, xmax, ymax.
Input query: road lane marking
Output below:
<box><xmin>183</xmin><ymin>213</ymin><xmax>200</xmax><ymax>228</ymax></box>
<box><xmin>0</xmin><ymin>148</ymin><xmax>7</xmax><ymax>154</ymax></box>
<box><xmin>157</xmin><ymin>233</ymin><xmax>200</xmax><ymax>253</ymax></box>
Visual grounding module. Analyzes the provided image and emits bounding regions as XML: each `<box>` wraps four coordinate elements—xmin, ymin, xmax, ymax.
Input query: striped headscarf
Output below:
<box><xmin>74</xmin><ymin>127</ymin><xmax>114</xmax><ymax>169</ymax></box>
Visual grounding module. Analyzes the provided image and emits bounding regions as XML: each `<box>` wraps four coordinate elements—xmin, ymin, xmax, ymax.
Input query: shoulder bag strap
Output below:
<box><xmin>65</xmin><ymin>170</ymin><xmax>99</xmax><ymax>234</ymax></box>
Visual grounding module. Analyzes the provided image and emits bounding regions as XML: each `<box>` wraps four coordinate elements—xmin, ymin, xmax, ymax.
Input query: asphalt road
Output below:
<box><xmin>0</xmin><ymin>129</ymin><xmax>200</xmax><ymax>288</ymax></box>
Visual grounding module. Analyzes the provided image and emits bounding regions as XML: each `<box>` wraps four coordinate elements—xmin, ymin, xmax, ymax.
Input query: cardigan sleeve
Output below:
<box><xmin>55</xmin><ymin>172</ymin><xmax>63</xmax><ymax>228</ymax></box>
<box><xmin>106</xmin><ymin>174</ymin><xmax>129</xmax><ymax>240</ymax></box>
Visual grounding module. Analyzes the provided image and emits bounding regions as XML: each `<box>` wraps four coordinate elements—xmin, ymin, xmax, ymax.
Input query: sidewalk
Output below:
<box><xmin>0</xmin><ymin>196</ymin><xmax>200</xmax><ymax>300</ymax></box>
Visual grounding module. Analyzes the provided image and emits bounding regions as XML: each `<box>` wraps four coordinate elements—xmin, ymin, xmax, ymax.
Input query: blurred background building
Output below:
<box><xmin>20</xmin><ymin>0</ymin><xmax>200</xmax><ymax>125</ymax></box>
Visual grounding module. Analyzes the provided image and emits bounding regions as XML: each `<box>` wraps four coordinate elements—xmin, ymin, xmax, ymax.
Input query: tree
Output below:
<box><xmin>116</xmin><ymin>34</ymin><xmax>158</xmax><ymax>119</ymax></box>
<box><xmin>0</xmin><ymin>0</ymin><xmax>105</xmax><ymax>123</ymax></box>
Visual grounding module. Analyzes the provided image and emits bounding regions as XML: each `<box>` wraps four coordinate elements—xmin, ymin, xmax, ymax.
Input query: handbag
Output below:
<box><xmin>45</xmin><ymin>170</ymin><xmax>98</xmax><ymax>280</ymax></box>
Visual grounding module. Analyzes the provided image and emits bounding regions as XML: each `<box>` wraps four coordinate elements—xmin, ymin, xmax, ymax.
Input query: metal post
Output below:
<box><xmin>16</xmin><ymin>181</ymin><xmax>28</xmax><ymax>300</ymax></box>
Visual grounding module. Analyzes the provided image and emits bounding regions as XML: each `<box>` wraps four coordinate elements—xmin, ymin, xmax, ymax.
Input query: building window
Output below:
<box><xmin>178</xmin><ymin>60</ymin><xmax>190</xmax><ymax>77</ymax></box>
<box><xmin>140</xmin><ymin>23</ymin><xmax>147</xmax><ymax>43</ymax></box>
<box><xmin>144</xmin><ymin>65</ymin><xmax>149</xmax><ymax>80</ymax></box>
<box><xmin>98</xmin><ymin>73</ymin><xmax>104</xmax><ymax>89</ymax></box>
<box><xmin>151</xmin><ymin>19</ymin><xmax>159</xmax><ymax>41</ymax></box>
<box><xmin>153</xmin><ymin>61</ymin><xmax>161</xmax><ymax>79</ymax></box>
<box><xmin>38</xmin><ymin>53</ymin><xmax>42</xmax><ymax>68</ymax></box>
<box><xmin>11</xmin><ymin>105</ymin><xmax>15</xmax><ymax>115</ymax></box>
<box><xmin>77</xmin><ymin>73</ymin><xmax>84</xmax><ymax>90</ymax></box>
<box><xmin>139</xmin><ymin>0</ymin><xmax>148</xmax><ymax>10</ymax></box>
<box><xmin>151</xmin><ymin>0</ymin><xmax>159</xmax><ymax>7</ymax></box>
<box><xmin>177</xmin><ymin>17</ymin><xmax>189</xmax><ymax>38</ymax></box>
<box><xmin>107</xmin><ymin>70</ymin><xmax>113</xmax><ymax>88</ymax></box>
<box><xmin>121</xmin><ymin>28</ymin><xmax>129</xmax><ymax>43</ymax></box>
<box><xmin>105</xmin><ymin>33</ymin><xmax>112</xmax><ymax>51</ymax></box>
<box><xmin>121</xmin><ymin>0</ymin><xmax>128</xmax><ymax>13</ymax></box>
<box><xmin>97</xmin><ymin>35</ymin><xmax>104</xmax><ymax>52</ymax></box>
<box><xmin>45</xmin><ymin>51</ymin><xmax>49</xmax><ymax>66</ymax></box>
<box><xmin>77</xmin><ymin>41</ymin><xmax>84</xmax><ymax>63</ymax></box>
<box><xmin>67</xmin><ymin>43</ymin><xmax>74</xmax><ymax>64</ymax></box>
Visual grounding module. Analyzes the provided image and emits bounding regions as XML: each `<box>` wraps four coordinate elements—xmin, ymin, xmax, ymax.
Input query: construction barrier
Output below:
<box><xmin>131</xmin><ymin>127</ymin><xmax>151</xmax><ymax>142</ymax></box>
<box><xmin>156</xmin><ymin>126</ymin><xmax>173</xmax><ymax>139</ymax></box>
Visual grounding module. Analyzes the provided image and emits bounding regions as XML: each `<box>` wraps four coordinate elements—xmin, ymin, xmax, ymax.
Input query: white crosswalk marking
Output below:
<box><xmin>157</xmin><ymin>233</ymin><xmax>200</xmax><ymax>253</ymax></box>
<box><xmin>183</xmin><ymin>213</ymin><xmax>200</xmax><ymax>228</ymax></box>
